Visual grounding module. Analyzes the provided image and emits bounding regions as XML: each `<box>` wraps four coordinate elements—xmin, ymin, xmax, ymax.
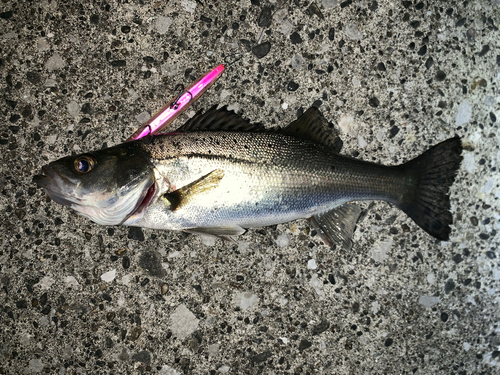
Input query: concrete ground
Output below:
<box><xmin>1</xmin><ymin>0</ymin><xmax>499</xmax><ymax>374</ymax></box>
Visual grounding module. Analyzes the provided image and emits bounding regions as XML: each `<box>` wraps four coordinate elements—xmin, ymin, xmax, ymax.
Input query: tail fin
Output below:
<box><xmin>397</xmin><ymin>137</ymin><xmax>462</xmax><ymax>240</ymax></box>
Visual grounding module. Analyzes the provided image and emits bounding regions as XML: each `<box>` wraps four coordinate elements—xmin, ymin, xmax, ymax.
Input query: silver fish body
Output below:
<box><xmin>35</xmin><ymin>106</ymin><xmax>463</xmax><ymax>245</ymax></box>
<box><xmin>130</xmin><ymin>131</ymin><xmax>405</xmax><ymax>231</ymax></box>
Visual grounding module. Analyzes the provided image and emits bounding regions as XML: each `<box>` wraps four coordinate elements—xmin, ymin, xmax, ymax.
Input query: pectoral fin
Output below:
<box><xmin>164</xmin><ymin>169</ymin><xmax>225</xmax><ymax>211</ymax></box>
<box><xmin>309</xmin><ymin>203</ymin><xmax>362</xmax><ymax>250</ymax></box>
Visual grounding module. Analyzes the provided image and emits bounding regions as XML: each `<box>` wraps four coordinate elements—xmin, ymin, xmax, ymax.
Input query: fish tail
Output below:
<box><xmin>396</xmin><ymin>137</ymin><xmax>462</xmax><ymax>240</ymax></box>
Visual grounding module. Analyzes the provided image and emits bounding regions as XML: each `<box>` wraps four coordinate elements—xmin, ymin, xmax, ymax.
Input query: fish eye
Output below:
<box><xmin>74</xmin><ymin>155</ymin><xmax>96</xmax><ymax>174</ymax></box>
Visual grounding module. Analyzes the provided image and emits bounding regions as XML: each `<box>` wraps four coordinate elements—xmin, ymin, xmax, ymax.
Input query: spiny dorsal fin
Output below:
<box><xmin>309</xmin><ymin>203</ymin><xmax>362</xmax><ymax>250</ymax></box>
<box><xmin>280</xmin><ymin>107</ymin><xmax>343</xmax><ymax>152</ymax></box>
<box><xmin>175</xmin><ymin>105</ymin><xmax>266</xmax><ymax>132</ymax></box>
<box><xmin>164</xmin><ymin>169</ymin><xmax>225</xmax><ymax>211</ymax></box>
<box><xmin>175</xmin><ymin>105</ymin><xmax>343</xmax><ymax>152</ymax></box>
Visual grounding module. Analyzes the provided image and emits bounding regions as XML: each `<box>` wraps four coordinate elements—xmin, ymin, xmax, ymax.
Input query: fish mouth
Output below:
<box><xmin>34</xmin><ymin>166</ymin><xmax>78</xmax><ymax>207</ymax></box>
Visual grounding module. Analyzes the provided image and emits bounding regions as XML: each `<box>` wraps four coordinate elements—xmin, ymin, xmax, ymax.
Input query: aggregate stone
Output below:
<box><xmin>299</xmin><ymin>339</ymin><xmax>312</xmax><ymax>351</ymax></box>
<box><xmin>251</xmin><ymin>42</ymin><xmax>271</xmax><ymax>59</ymax></box>
<box><xmin>311</xmin><ymin>319</ymin><xmax>330</xmax><ymax>335</ymax></box>
<box><xmin>456</xmin><ymin>99</ymin><xmax>472</xmax><ymax>125</ymax></box>
<box><xmin>127</xmin><ymin>227</ymin><xmax>145</xmax><ymax>241</ymax></box>
<box><xmin>170</xmin><ymin>305</ymin><xmax>199</xmax><ymax>340</ymax></box>
<box><xmin>131</xmin><ymin>350</ymin><xmax>151</xmax><ymax>364</ymax></box>
<box><xmin>257</xmin><ymin>7</ymin><xmax>272</xmax><ymax>28</ymax></box>
<box><xmin>138</xmin><ymin>249</ymin><xmax>166</xmax><ymax>277</ymax></box>
<box><xmin>287</xmin><ymin>81</ymin><xmax>299</xmax><ymax>91</ymax></box>
<box><xmin>290</xmin><ymin>32</ymin><xmax>303</xmax><ymax>44</ymax></box>
<box><xmin>1</xmin><ymin>1</ymin><xmax>498</xmax><ymax>374</ymax></box>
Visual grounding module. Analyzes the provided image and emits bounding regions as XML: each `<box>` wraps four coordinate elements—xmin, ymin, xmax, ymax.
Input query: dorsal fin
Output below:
<box><xmin>280</xmin><ymin>107</ymin><xmax>343</xmax><ymax>152</ymax></box>
<box><xmin>175</xmin><ymin>105</ymin><xmax>343</xmax><ymax>152</ymax></box>
<box><xmin>175</xmin><ymin>105</ymin><xmax>266</xmax><ymax>132</ymax></box>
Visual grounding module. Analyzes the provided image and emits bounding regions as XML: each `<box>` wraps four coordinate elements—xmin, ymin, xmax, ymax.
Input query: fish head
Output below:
<box><xmin>34</xmin><ymin>142</ymin><xmax>156</xmax><ymax>226</ymax></box>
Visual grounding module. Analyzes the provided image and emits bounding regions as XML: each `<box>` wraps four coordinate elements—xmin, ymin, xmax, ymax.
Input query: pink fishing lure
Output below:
<box><xmin>127</xmin><ymin>64</ymin><xmax>225</xmax><ymax>141</ymax></box>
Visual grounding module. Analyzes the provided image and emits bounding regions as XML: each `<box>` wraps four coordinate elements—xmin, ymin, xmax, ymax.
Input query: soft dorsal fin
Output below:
<box><xmin>280</xmin><ymin>107</ymin><xmax>343</xmax><ymax>152</ymax></box>
<box><xmin>175</xmin><ymin>105</ymin><xmax>266</xmax><ymax>132</ymax></box>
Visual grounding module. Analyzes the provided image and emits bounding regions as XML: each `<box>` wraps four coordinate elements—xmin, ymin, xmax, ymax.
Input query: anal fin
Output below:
<box><xmin>309</xmin><ymin>203</ymin><xmax>362</xmax><ymax>250</ymax></box>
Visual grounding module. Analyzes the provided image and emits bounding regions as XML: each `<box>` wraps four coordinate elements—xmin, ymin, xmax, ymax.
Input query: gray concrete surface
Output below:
<box><xmin>1</xmin><ymin>0</ymin><xmax>499</xmax><ymax>374</ymax></box>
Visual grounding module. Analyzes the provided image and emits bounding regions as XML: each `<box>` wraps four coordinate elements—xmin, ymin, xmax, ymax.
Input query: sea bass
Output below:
<box><xmin>34</xmin><ymin>106</ymin><xmax>463</xmax><ymax>247</ymax></box>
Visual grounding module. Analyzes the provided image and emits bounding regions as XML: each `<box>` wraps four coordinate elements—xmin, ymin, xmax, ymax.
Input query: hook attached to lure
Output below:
<box><xmin>127</xmin><ymin>64</ymin><xmax>225</xmax><ymax>141</ymax></box>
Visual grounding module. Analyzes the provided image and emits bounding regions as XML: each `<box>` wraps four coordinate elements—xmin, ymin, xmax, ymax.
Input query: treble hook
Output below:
<box><xmin>224</xmin><ymin>52</ymin><xmax>243</xmax><ymax>66</ymax></box>
<box><xmin>170</xmin><ymin>84</ymin><xmax>193</xmax><ymax>110</ymax></box>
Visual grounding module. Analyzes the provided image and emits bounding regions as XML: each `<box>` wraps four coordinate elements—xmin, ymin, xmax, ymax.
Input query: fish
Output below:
<box><xmin>34</xmin><ymin>106</ymin><xmax>463</xmax><ymax>248</ymax></box>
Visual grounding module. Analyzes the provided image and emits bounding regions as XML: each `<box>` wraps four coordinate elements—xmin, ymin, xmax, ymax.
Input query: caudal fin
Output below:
<box><xmin>397</xmin><ymin>137</ymin><xmax>462</xmax><ymax>240</ymax></box>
